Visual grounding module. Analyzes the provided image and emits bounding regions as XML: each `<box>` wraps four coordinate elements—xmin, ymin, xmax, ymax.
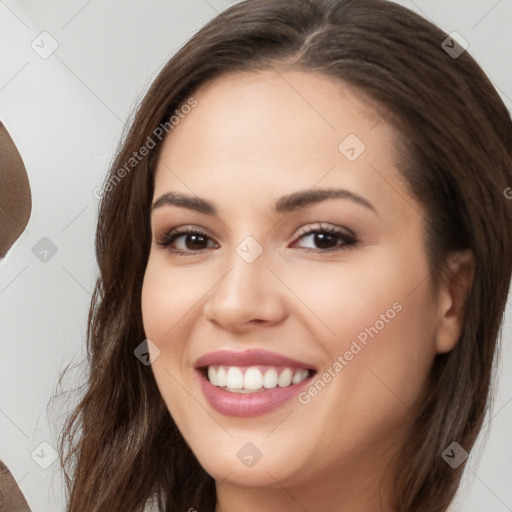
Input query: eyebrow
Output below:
<box><xmin>151</xmin><ymin>188</ymin><xmax>376</xmax><ymax>215</ymax></box>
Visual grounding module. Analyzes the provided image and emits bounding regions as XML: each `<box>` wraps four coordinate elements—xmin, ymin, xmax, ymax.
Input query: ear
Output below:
<box><xmin>435</xmin><ymin>250</ymin><xmax>475</xmax><ymax>354</ymax></box>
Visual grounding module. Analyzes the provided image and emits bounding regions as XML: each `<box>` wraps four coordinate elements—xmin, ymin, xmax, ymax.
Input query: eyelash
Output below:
<box><xmin>155</xmin><ymin>223</ymin><xmax>357</xmax><ymax>256</ymax></box>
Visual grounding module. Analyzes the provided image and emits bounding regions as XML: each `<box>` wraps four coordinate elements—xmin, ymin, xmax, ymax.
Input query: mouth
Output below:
<box><xmin>194</xmin><ymin>349</ymin><xmax>317</xmax><ymax>417</ymax></box>
<box><xmin>202</xmin><ymin>365</ymin><xmax>314</xmax><ymax>393</ymax></box>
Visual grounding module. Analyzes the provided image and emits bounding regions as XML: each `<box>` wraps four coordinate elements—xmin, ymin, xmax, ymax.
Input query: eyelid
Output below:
<box><xmin>155</xmin><ymin>225</ymin><xmax>215</xmax><ymax>248</ymax></box>
<box><xmin>155</xmin><ymin>222</ymin><xmax>357</xmax><ymax>255</ymax></box>
<box><xmin>292</xmin><ymin>222</ymin><xmax>356</xmax><ymax>240</ymax></box>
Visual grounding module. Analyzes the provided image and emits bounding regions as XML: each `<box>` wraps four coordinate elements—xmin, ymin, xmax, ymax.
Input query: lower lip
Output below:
<box><xmin>196</xmin><ymin>369</ymin><xmax>314</xmax><ymax>417</ymax></box>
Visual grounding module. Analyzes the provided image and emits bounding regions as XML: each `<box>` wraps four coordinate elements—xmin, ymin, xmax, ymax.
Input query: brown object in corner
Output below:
<box><xmin>0</xmin><ymin>121</ymin><xmax>33</xmax><ymax>510</ymax></box>
<box><xmin>0</xmin><ymin>121</ymin><xmax>32</xmax><ymax>258</ymax></box>
<box><xmin>0</xmin><ymin>460</ymin><xmax>31</xmax><ymax>511</ymax></box>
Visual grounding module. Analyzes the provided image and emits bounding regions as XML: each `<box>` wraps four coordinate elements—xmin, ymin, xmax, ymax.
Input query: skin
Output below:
<box><xmin>141</xmin><ymin>70</ymin><xmax>473</xmax><ymax>512</ymax></box>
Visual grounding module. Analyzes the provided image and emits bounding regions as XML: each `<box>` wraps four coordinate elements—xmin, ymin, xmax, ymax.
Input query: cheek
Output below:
<box><xmin>141</xmin><ymin>254</ymin><xmax>208</xmax><ymax>344</ymax></box>
<box><xmin>141</xmin><ymin>259</ymin><xmax>196</xmax><ymax>423</ymax></box>
<box><xmin>280</xmin><ymin>249</ymin><xmax>430</xmax><ymax>349</ymax></box>
<box><xmin>292</xmin><ymin>282</ymin><xmax>437</xmax><ymax>461</ymax></box>
<box><xmin>287</xmin><ymin>248</ymin><xmax>437</xmax><ymax>412</ymax></box>
<box><xmin>329</xmin><ymin>301</ymin><xmax>436</xmax><ymax>453</ymax></box>
<box><xmin>141</xmin><ymin>256</ymin><xmax>193</xmax><ymax>396</ymax></box>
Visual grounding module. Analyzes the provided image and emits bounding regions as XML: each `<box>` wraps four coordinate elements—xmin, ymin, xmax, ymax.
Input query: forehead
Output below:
<box><xmin>153</xmin><ymin>70</ymin><xmax>416</xmax><ymax>223</ymax></box>
<box><xmin>159</xmin><ymin>69</ymin><xmax>391</xmax><ymax>165</ymax></box>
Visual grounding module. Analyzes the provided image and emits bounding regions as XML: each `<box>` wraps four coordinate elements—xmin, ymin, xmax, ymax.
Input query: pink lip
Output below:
<box><xmin>194</xmin><ymin>349</ymin><xmax>316</xmax><ymax>417</ymax></box>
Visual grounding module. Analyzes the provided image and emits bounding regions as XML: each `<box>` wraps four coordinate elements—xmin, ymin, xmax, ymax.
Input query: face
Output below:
<box><xmin>141</xmin><ymin>70</ymin><xmax>447</xmax><ymax>497</ymax></box>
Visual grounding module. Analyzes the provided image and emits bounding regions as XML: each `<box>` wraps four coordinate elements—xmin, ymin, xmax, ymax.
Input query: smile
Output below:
<box><xmin>194</xmin><ymin>349</ymin><xmax>317</xmax><ymax>417</ymax></box>
<box><xmin>207</xmin><ymin>365</ymin><xmax>311</xmax><ymax>392</ymax></box>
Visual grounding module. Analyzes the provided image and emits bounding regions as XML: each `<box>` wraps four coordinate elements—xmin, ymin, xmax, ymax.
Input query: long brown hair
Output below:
<box><xmin>59</xmin><ymin>1</ymin><xmax>512</xmax><ymax>510</ymax></box>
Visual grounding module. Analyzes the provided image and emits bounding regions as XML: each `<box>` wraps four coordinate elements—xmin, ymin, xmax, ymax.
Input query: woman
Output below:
<box><xmin>60</xmin><ymin>0</ymin><xmax>512</xmax><ymax>511</ymax></box>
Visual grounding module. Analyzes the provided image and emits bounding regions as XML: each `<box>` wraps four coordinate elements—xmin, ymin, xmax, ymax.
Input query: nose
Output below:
<box><xmin>203</xmin><ymin>247</ymin><xmax>288</xmax><ymax>333</ymax></box>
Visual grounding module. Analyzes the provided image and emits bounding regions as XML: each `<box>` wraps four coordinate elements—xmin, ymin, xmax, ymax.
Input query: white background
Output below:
<box><xmin>0</xmin><ymin>1</ymin><xmax>511</xmax><ymax>510</ymax></box>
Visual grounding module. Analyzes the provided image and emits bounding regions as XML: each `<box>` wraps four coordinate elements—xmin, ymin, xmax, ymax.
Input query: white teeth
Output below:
<box><xmin>217</xmin><ymin>366</ymin><xmax>227</xmax><ymax>387</ymax></box>
<box><xmin>263</xmin><ymin>368</ymin><xmax>278</xmax><ymax>388</ymax></box>
<box><xmin>208</xmin><ymin>366</ymin><xmax>218</xmax><ymax>386</ymax></box>
<box><xmin>277</xmin><ymin>368</ymin><xmax>293</xmax><ymax>387</ymax></box>
<box><xmin>292</xmin><ymin>369</ymin><xmax>308</xmax><ymax>384</ymax></box>
<box><xmin>244</xmin><ymin>367</ymin><xmax>263</xmax><ymax>390</ymax></box>
<box><xmin>226</xmin><ymin>367</ymin><xmax>244</xmax><ymax>389</ymax></box>
<box><xmin>206</xmin><ymin>365</ymin><xmax>310</xmax><ymax>392</ymax></box>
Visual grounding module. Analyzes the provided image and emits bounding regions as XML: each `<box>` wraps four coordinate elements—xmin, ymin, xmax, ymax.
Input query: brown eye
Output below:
<box><xmin>157</xmin><ymin>228</ymin><xmax>219</xmax><ymax>254</ymax></box>
<box><xmin>156</xmin><ymin>224</ymin><xmax>356</xmax><ymax>255</ymax></box>
<box><xmin>292</xmin><ymin>225</ymin><xmax>357</xmax><ymax>252</ymax></box>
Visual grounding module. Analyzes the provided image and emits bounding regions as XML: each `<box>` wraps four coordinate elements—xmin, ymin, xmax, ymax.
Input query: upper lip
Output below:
<box><xmin>194</xmin><ymin>349</ymin><xmax>317</xmax><ymax>371</ymax></box>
